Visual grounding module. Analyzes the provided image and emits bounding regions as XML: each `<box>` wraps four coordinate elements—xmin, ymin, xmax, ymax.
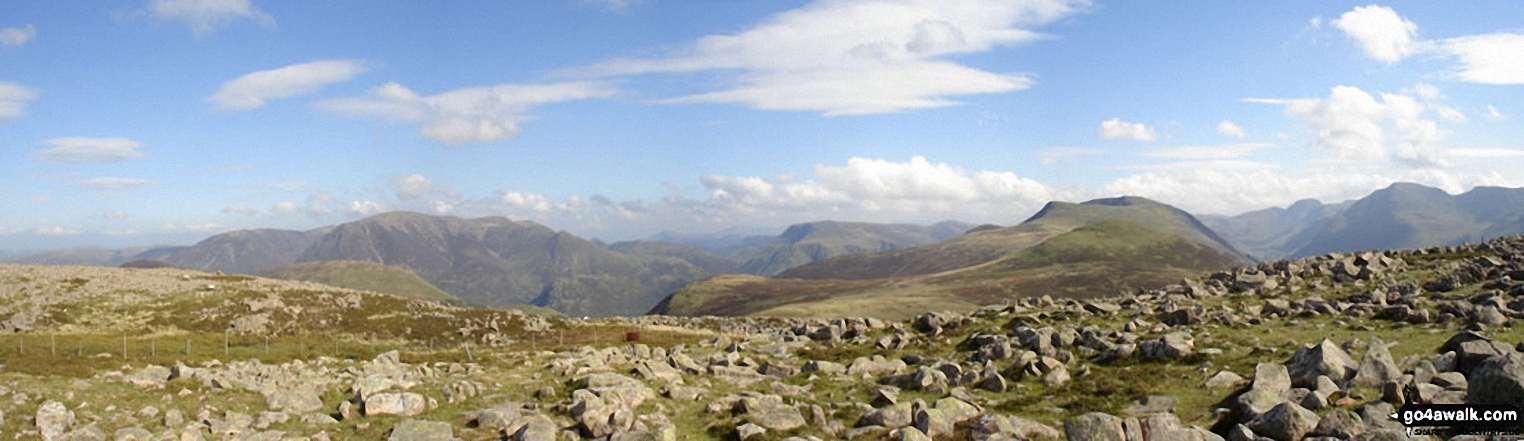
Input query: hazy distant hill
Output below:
<box><xmin>258</xmin><ymin>260</ymin><xmax>467</xmax><ymax>306</ymax></box>
<box><xmin>296</xmin><ymin>212</ymin><xmax>707</xmax><ymax>317</ymax></box>
<box><xmin>730</xmin><ymin>220</ymin><xmax>976</xmax><ymax>276</ymax></box>
<box><xmin>1200</xmin><ymin>199</ymin><xmax>1351</xmax><ymax>261</ymax></box>
<box><xmin>1</xmin><ymin>247</ymin><xmax>160</xmax><ymax>267</ymax></box>
<box><xmin>1205</xmin><ymin>183</ymin><xmax>1524</xmax><ymax>259</ymax></box>
<box><xmin>152</xmin><ymin>228</ymin><xmax>333</xmax><ymax>274</ymax></box>
<box><xmin>655</xmin><ymin>197</ymin><xmax>1245</xmax><ymax>320</ymax></box>
<box><xmin>607</xmin><ymin>241</ymin><xmax>742</xmax><ymax>274</ymax></box>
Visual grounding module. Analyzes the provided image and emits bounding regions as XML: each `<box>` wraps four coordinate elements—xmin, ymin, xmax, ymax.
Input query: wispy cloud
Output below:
<box><xmin>76</xmin><ymin>177</ymin><xmax>155</xmax><ymax>190</ymax></box>
<box><xmin>1216</xmin><ymin>120</ymin><xmax>1246</xmax><ymax>139</ymax></box>
<box><xmin>581</xmin><ymin>0</ymin><xmax>1087</xmax><ymax>115</ymax></box>
<box><xmin>207</xmin><ymin>60</ymin><xmax>367</xmax><ymax>111</ymax></box>
<box><xmin>1246</xmin><ymin>85</ymin><xmax>1452</xmax><ymax>168</ymax></box>
<box><xmin>1146</xmin><ymin>143</ymin><xmax>1274</xmax><ymax>160</ymax></box>
<box><xmin>145</xmin><ymin>0</ymin><xmax>274</xmax><ymax>36</ymax></box>
<box><xmin>317</xmin><ymin>81</ymin><xmax>616</xmax><ymax>144</ymax></box>
<box><xmin>32</xmin><ymin>137</ymin><xmax>147</xmax><ymax>164</ymax></box>
<box><xmin>1036</xmin><ymin>147</ymin><xmax>1102</xmax><ymax>165</ymax></box>
<box><xmin>1097</xmin><ymin>118</ymin><xmax>1156</xmax><ymax>142</ymax></box>
<box><xmin>0</xmin><ymin>24</ymin><xmax>36</xmax><ymax>47</ymax></box>
<box><xmin>0</xmin><ymin>81</ymin><xmax>40</xmax><ymax>121</ymax></box>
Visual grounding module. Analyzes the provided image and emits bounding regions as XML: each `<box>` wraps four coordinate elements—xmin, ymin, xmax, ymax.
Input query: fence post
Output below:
<box><xmin>121</xmin><ymin>334</ymin><xmax>127</xmax><ymax>359</ymax></box>
<box><xmin>186</xmin><ymin>339</ymin><xmax>191</xmax><ymax>356</ymax></box>
<box><xmin>18</xmin><ymin>335</ymin><xmax>24</xmax><ymax>354</ymax></box>
<box><xmin>151</xmin><ymin>340</ymin><xmax>156</xmax><ymax>357</ymax></box>
<box><xmin>50</xmin><ymin>334</ymin><xmax>55</xmax><ymax>357</ymax></box>
<box><xmin>264</xmin><ymin>336</ymin><xmax>269</xmax><ymax>354</ymax></box>
<box><xmin>464</xmin><ymin>342</ymin><xmax>473</xmax><ymax>362</ymax></box>
<box><xmin>224</xmin><ymin>331</ymin><xmax>229</xmax><ymax>357</ymax></box>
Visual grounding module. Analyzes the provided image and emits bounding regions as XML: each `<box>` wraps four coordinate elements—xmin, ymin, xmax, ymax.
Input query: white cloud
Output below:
<box><xmin>75</xmin><ymin>177</ymin><xmax>154</xmax><ymax>190</ymax></box>
<box><xmin>1333</xmin><ymin>5</ymin><xmax>1419</xmax><ymax>63</ymax></box>
<box><xmin>428</xmin><ymin>200</ymin><xmax>454</xmax><ymax>214</ymax></box>
<box><xmin>1247</xmin><ymin>85</ymin><xmax>1451</xmax><ymax>168</ymax></box>
<box><xmin>1097</xmin><ymin>118</ymin><xmax>1156</xmax><ymax>142</ymax></box>
<box><xmin>102</xmin><ymin>211</ymin><xmax>128</xmax><ymax>219</ymax></box>
<box><xmin>584</xmin><ymin>0</ymin><xmax>1087</xmax><ymax>115</ymax></box>
<box><xmin>1432</xmin><ymin>105</ymin><xmax>1466</xmax><ymax>123</ymax></box>
<box><xmin>1036</xmin><ymin>147</ymin><xmax>1102</xmax><ymax>165</ymax></box>
<box><xmin>32</xmin><ymin>137</ymin><xmax>147</xmax><ymax>164</ymax></box>
<box><xmin>1449</xmin><ymin>148</ymin><xmax>1524</xmax><ymax>159</ymax></box>
<box><xmin>0</xmin><ymin>24</ymin><xmax>35</xmax><ymax>47</ymax></box>
<box><xmin>222</xmin><ymin>205</ymin><xmax>260</xmax><ymax>216</ymax></box>
<box><xmin>1216</xmin><ymin>120</ymin><xmax>1246</xmax><ymax>139</ymax></box>
<box><xmin>501</xmin><ymin>191</ymin><xmax>553</xmax><ymax>213</ymax></box>
<box><xmin>1146</xmin><ymin>143</ymin><xmax>1274</xmax><ymax>160</ymax></box>
<box><xmin>146</xmin><ymin>0</ymin><xmax>273</xmax><ymax>36</ymax></box>
<box><xmin>272</xmin><ymin>201</ymin><xmax>299</xmax><ymax>213</ymax></box>
<box><xmin>1442</xmin><ymin>33</ymin><xmax>1524</xmax><ymax>85</ymax></box>
<box><xmin>348</xmin><ymin>200</ymin><xmax>384</xmax><ymax>215</ymax></box>
<box><xmin>160</xmin><ymin>223</ymin><xmax>229</xmax><ymax>234</ymax></box>
<box><xmin>1098</xmin><ymin>164</ymin><xmax>1523</xmax><ymax>215</ymax></box>
<box><xmin>34</xmin><ymin>226</ymin><xmax>81</xmax><ymax>236</ymax></box>
<box><xmin>584</xmin><ymin>0</ymin><xmax>639</xmax><ymax>12</ymax></box>
<box><xmin>318</xmin><ymin>81</ymin><xmax>616</xmax><ymax>144</ymax></box>
<box><xmin>392</xmin><ymin>174</ymin><xmax>458</xmax><ymax>200</ymax></box>
<box><xmin>207</xmin><ymin>60</ymin><xmax>367</xmax><ymax>111</ymax></box>
<box><xmin>0</xmin><ymin>81</ymin><xmax>40</xmax><ymax>121</ymax></box>
<box><xmin>700</xmin><ymin>156</ymin><xmax>1058</xmax><ymax>220</ymax></box>
<box><xmin>1486</xmin><ymin>105</ymin><xmax>1504</xmax><ymax>120</ymax></box>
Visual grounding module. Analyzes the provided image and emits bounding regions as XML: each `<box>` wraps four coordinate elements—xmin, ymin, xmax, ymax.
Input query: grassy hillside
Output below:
<box><xmin>258</xmin><ymin>260</ymin><xmax>467</xmax><ymax>306</ymax></box>
<box><xmin>657</xmin><ymin>220</ymin><xmax>1242</xmax><ymax>320</ymax></box>
<box><xmin>779</xmin><ymin>196</ymin><xmax>1248</xmax><ymax>281</ymax></box>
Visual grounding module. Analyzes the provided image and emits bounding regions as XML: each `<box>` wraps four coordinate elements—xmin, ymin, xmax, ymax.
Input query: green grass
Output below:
<box><xmin>258</xmin><ymin>260</ymin><xmax>467</xmax><ymax>306</ymax></box>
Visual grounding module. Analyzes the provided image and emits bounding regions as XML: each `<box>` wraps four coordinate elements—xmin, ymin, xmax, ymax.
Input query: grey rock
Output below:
<box><xmin>1349</xmin><ymin>337</ymin><xmax>1400</xmax><ymax>388</ymax></box>
<box><xmin>1467</xmin><ymin>352</ymin><xmax>1524</xmax><ymax>405</ymax></box>
<box><xmin>736</xmin><ymin>423</ymin><xmax>766</xmax><ymax>440</ymax></box>
<box><xmin>1063</xmin><ymin>412</ymin><xmax>1126</xmax><ymax>441</ymax></box>
<box><xmin>37</xmin><ymin>400</ymin><xmax>76</xmax><ymax>441</ymax></box>
<box><xmin>365</xmin><ymin>392</ymin><xmax>428</xmax><ymax>416</ymax></box>
<box><xmin>1247</xmin><ymin>402</ymin><xmax>1320</xmax><ymax>441</ymax></box>
<box><xmin>1310</xmin><ymin>409</ymin><xmax>1365</xmax><ymax>439</ymax></box>
<box><xmin>266</xmin><ymin>389</ymin><xmax>323</xmax><ymax>413</ymax></box>
<box><xmin>112</xmin><ymin>427</ymin><xmax>155</xmax><ymax>441</ymax></box>
<box><xmin>1287</xmin><ymin>339</ymin><xmax>1358</xmax><ymax>388</ymax></box>
<box><xmin>388</xmin><ymin>420</ymin><xmax>459</xmax><ymax>441</ymax></box>
<box><xmin>1205</xmin><ymin>371</ymin><xmax>1247</xmax><ymax>390</ymax></box>
<box><xmin>1237</xmin><ymin>363</ymin><xmax>1291</xmax><ymax>420</ymax></box>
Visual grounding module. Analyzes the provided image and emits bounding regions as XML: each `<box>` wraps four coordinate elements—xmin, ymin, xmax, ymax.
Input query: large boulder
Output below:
<box><xmin>1310</xmin><ymin>409</ymin><xmax>1366</xmax><ymax>439</ymax></box>
<box><xmin>1349</xmin><ymin>337</ymin><xmax>1401</xmax><ymax>388</ymax></box>
<box><xmin>1063</xmin><ymin>412</ymin><xmax>1126</xmax><ymax>441</ymax></box>
<box><xmin>1236</xmin><ymin>363</ymin><xmax>1291</xmax><ymax>420</ymax></box>
<box><xmin>365</xmin><ymin>392</ymin><xmax>428</xmax><ymax>416</ymax></box>
<box><xmin>36</xmin><ymin>401</ymin><xmax>75</xmax><ymax>441</ymax></box>
<box><xmin>1286</xmin><ymin>339</ymin><xmax>1357</xmax><ymax>388</ymax></box>
<box><xmin>1467</xmin><ymin>352</ymin><xmax>1524</xmax><ymax>405</ymax></box>
<box><xmin>1247</xmin><ymin>402</ymin><xmax>1320</xmax><ymax>441</ymax></box>
<box><xmin>388</xmin><ymin>420</ymin><xmax>459</xmax><ymax>441</ymax></box>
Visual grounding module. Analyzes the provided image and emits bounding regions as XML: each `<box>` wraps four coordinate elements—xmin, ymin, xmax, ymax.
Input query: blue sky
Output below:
<box><xmin>2</xmin><ymin>0</ymin><xmax>1523</xmax><ymax>250</ymax></box>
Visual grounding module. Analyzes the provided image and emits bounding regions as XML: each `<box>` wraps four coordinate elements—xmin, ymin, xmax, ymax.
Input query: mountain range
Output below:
<box><xmin>9</xmin><ymin>182</ymin><xmax>1524</xmax><ymax>318</ymax></box>
<box><xmin>1202</xmin><ymin>183</ymin><xmax>1524</xmax><ymax>260</ymax></box>
<box><xmin>652</xmin><ymin>196</ymin><xmax>1248</xmax><ymax>319</ymax></box>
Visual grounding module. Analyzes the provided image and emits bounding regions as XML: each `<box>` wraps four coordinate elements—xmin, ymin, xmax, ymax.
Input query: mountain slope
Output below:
<box><xmin>779</xmin><ymin>196</ymin><xmax>1249</xmax><ymax>280</ymax></box>
<box><xmin>296</xmin><ymin>212</ymin><xmax>707</xmax><ymax>317</ymax></box>
<box><xmin>1200</xmin><ymin>199</ymin><xmax>1350</xmax><ymax>261</ymax></box>
<box><xmin>658</xmin><ymin>219</ymin><xmax>1242</xmax><ymax>320</ymax></box>
<box><xmin>656</xmin><ymin>197</ymin><xmax>1246</xmax><ymax>320</ymax></box>
<box><xmin>607</xmin><ymin>240</ymin><xmax>741</xmax><ymax>274</ymax></box>
<box><xmin>734</xmin><ymin>220</ymin><xmax>975</xmax><ymax>276</ymax></box>
<box><xmin>153</xmin><ymin>228</ymin><xmax>332</xmax><ymax>274</ymax></box>
<box><xmin>257</xmin><ymin>260</ymin><xmax>467</xmax><ymax>306</ymax></box>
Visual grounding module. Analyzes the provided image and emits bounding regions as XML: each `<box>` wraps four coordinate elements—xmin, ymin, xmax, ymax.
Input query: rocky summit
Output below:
<box><xmin>1</xmin><ymin>235</ymin><xmax>1524</xmax><ymax>440</ymax></box>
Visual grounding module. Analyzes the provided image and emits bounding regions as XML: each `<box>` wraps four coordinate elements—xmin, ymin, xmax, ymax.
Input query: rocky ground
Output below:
<box><xmin>1</xmin><ymin>237</ymin><xmax>1524</xmax><ymax>440</ymax></box>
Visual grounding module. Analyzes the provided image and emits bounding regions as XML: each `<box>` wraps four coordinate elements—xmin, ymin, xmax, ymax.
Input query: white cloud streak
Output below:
<box><xmin>1097</xmin><ymin>118</ymin><xmax>1156</xmax><ymax>142</ymax></box>
<box><xmin>583</xmin><ymin>0</ymin><xmax>1087</xmax><ymax>115</ymax></box>
<box><xmin>0</xmin><ymin>81</ymin><xmax>40</xmax><ymax>121</ymax></box>
<box><xmin>1442</xmin><ymin>33</ymin><xmax>1524</xmax><ymax>85</ymax></box>
<box><xmin>146</xmin><ymin>0</ymin><xmax>273</xmax><ymax>36</ymax></box>
<box><xmin>317</xmin><ymin>81</ymin><xmax>616</xmax><ymax>144</ymax></box>
<box><xmin>0</xmin><ymin>24</ymin><xmax>36</xmax><ymax>47</ymax></box>
<box><xmin>207</xmin><ymin>60</ymin><xmax>367</xmax><ymax>111</ymax></box>
<box><xmin>32</xmin><ymin>137</ymin><xmax>147</xmax><ymax>164</ymax></box>
<box><xmin>1216</xmin><ymin>120</ymin><xmax>1246</xmax><ymax>139</ymax></box>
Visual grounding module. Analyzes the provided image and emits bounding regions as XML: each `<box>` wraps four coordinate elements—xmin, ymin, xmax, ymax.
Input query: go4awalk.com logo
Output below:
<box><xmin>1392</xmin><ymin>404</ymin><xmax>1523</xmax><ymax>437</ymax></box>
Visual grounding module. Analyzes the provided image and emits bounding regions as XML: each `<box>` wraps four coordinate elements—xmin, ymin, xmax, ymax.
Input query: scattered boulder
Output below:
<box><xmin>1247</xmin><ymin>402</ymin><xmax>1320</xmax><ymax>441</ymax></box>
<box><xmin>1467</xmin><ymin>352</ymin><xmax>1524</xmax><ymax>405</ymax></box>
<box><xmin>1063</xmin><ymin>412</ymin><xmax>1126</xmax><ymax>441</ymax></box>
<box><xmin>1286</xmin><ymin>339</ymin><xmax>1357</xmax><ymax>388</ymax></box>
<box><xmin>389</xmin><ymin>420</ymin><xmax>459</xmax><ymax>441</ymax></box>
